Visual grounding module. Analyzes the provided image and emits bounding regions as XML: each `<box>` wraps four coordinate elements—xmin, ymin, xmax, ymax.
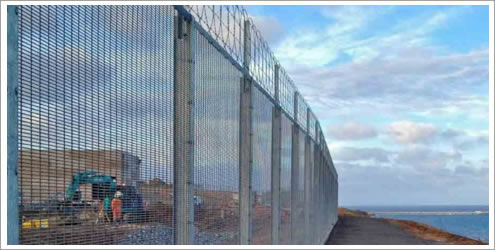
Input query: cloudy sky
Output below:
<box><xmin>17</xmin><ymin>5</ymin><xmax>489</xmax><ymax>206</ymax></box>
<box><xmin>247</xmin><ymin>5</ymin><xmax>489</xmax><ymax>206</ymax></box>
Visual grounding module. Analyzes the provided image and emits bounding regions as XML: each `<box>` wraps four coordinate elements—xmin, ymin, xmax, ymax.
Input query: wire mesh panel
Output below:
<box><xmin>251</xmin><ymin>87</ymin><xmax>273</xmax><ymax>245</ymax></box>
<box><xmin>308</xmin><ymin>112</ymin><xmax>316</xmax><ymax>140</ymax></box>
<box><xmin>279</xmin><ymin>68</ymin><xmax>296</xmax><ymax>118</ymax></box>
<box><xmin>289</xmin><ymin>129</ymin><xmax>306</xmax><ymax>244</ymax></box>
<box><xmin>328</xmin><ymin>171</ymin><xmax>335</xmax><ymax>228</ymax></box>
<box><xmin>318</xmin><ymin>159</ymin><xmax>327</xmax><ymax>242</ymax></box>
<box><xmin>326</xmin><ymin>168</ymin><xmax>332</xmax><ymax>237</ymax></box>
<box><xmin>297</xmin><ymin>97</ymin><xmax>308</xmax><ymax>131</ymax></box>
<box><xmin>325</xmin><ymin>164</ymin><xmax>331</xmax><ymax>232</ymax></box>
<box><xmin>330</xmin><ymin>161</ymin><xmax>338</xmax><ymax>227</ymax></box>
<box><xmin>312</xmin><ymin>144</ymin><xmax>320</xmax><ymax>243</ymax></box>
<box><xmin>12</xmin><ymin>3</ymin><xmax>338</xmax><ymax>246</ymax></box>
<box><xmin>280</xmin><ymin>114</ymin><xmax>292</xmax><ymax>244</ymax></box>
<box><xmin>335</xmin><ymin>175</ymin><xmax>339</xmax><ymax>226</ymax></box>
<box><xmin>322</xmin><ymin>168</ymin><xmax>328</xmax><ymax>242</ymax></box>
<box><xmin>304</xmin><ymin>141</ymin><xmax>315</xmax><ymax>244</ymax></box>
<box><xmin>192</xmin><ymin>25</ymin><xmax>241</xmax><ymax>245</ymax></box>
<box><xmin>17</xmin><ymin>5</ymin><xmax>175</xmax><ymax>245</ymax></box>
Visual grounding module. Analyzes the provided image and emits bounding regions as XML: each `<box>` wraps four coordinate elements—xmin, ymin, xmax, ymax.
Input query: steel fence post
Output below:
<box><xmin>310</xmin><ymin>139</ymin><xmax>315</xmax><ymax>243</ymax></box>
<box><xmin>271</xmin><ymin>63</ymin><xmax>282</xmax><ymax>245</ymax></box>
<box><xmin>332</xmin><ymin>174</ymin><xmax>336</xmax><ymax>225</ymax></box>
<box><xmin>7</xmin><ymin>5</ymin><xmax>20</xmax><ymax>245</ymax></box>
<box><xmin>290</xmin><ymin>92</ymin><xmax>300</xmax><ymax>244</ymax></box>
<box><xmin>318</xmin><ymin>129</ymin><xmax>324</xmax><ymax>243</ymax></box>
<box><xmin>304</xmin><ymin>109</ymin><xmax>312</xmax><ymax>244</ymax></box>
<box><xmin>332</xmin><ymin>160</ymin><xmax>338</xmax><ymax>227</ymax></box>
<box><xmin>173</xmin><ymin>13</ymin><xmax>195</xmax><ymax>245</ymax></box>
<box><xmin>312</xmin><ymin>124</ymin><xmax>319</xmax><ymax>244</ymax></box>
<box><xmin>336</xmin><ymin>173</ymin><xmax>339</xmax><ymax>226</ymax></box>
<box><xmin>239</xmin><ymin>19</ymin><xmax>253</xmax><ymax>245</ymax></box>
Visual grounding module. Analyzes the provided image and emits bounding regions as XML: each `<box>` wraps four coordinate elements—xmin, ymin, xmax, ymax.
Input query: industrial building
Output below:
<box><xmin>18</xmin><ymin>150</ymin><xmax>141</xmax><ymax>204</ymax></box>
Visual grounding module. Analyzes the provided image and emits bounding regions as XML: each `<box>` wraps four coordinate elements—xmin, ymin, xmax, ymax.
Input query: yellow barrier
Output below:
<box><xmin>22</xmin><ymin>219</ymin><xmax>49</xmax><ymax>229</ymax></box>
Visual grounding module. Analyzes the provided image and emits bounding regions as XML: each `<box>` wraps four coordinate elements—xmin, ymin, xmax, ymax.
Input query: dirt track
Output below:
<box><xmin>326</xmin><ymin>215</ymin><xmax>441</xmax><ymax>245</ymax></box>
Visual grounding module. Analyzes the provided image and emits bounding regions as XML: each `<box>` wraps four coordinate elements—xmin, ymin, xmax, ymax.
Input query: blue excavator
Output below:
<box><xmin>61</xmin><ymin>170</ymin><xmax>144</xmax><ymax>224</ymax></box>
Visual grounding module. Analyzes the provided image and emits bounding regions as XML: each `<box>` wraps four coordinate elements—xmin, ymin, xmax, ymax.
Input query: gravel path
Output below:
<box><xmin>117</xmin><ymin>225</ymin><xmax>237</xmax><ymax>245</ymax></box>
<box><xmin>326</xmin><ymin>215</ymin><xmax>441</xmax><ymax>245</ymax></box>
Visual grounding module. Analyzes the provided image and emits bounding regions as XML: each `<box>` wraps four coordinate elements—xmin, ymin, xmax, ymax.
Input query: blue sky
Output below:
<box><xmin>17</xmin><ymin>5</ymin><xmax>489</xmax><ymax>207</ymax></box>
<box><xmin>247</xmin><ymin>5</ymin><xmax>489</xmax><ymax>206</ymax></box>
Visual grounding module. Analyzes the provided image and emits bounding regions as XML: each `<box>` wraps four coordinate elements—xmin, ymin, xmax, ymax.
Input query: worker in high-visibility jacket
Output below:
<box><xmin>111</xmin><ymin>191</ymin><xmax>123</xmax><ymax>223</ymax></box>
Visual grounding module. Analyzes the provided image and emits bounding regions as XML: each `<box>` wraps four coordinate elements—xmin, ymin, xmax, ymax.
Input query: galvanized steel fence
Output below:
<box><xmin>6</xmin><ymin>4</ymin><xmax>338</xmax><ymax>245</ymax></box>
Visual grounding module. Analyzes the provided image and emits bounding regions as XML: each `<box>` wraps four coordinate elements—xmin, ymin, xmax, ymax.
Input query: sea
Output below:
<box><xmin>347</xmin><ymin>205</ymin><xmax>489</xmax><ymax>243</ymax></box>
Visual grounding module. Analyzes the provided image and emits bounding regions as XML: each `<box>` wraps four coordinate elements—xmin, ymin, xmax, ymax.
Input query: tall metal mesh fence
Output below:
<box><xmin>280</xmin><ymin>114</ymin><xmax>292</xmax><ymax>244</ymax></box>
<box><xmin>192</xmin><ymin>26</ymin><xmax>241</xmax><ymax>245</ymax></box>
<box><xmin>17</xmin><ymin>5</ymin><xmax>175</xmax><ymax>244</ymax></box>
<box><xmin>10</xmin><ymin>4</ymin><xmax>338</xmax><ymax>245</ymax></box>
<box><xmin>251</xmin><ymin>88</ymin><xmax>273</xmax><ymax>244</ymax></box>
<box><xmin>290</xmin><ymin>128</ymin><xmax>306</xmax><ymax>244</ymax></box>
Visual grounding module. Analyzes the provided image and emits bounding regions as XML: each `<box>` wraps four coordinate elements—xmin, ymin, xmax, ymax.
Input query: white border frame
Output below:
<box><xmin>1</xmin><ymin>1</ymin><xmax>493</xmax><ymax>249</ymax></box>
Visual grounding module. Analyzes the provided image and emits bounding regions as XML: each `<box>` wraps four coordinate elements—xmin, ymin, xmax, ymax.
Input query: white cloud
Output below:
<box><xmin>440</xmin><ymin>128</ymin><xmax>465</xmax><ymax>138</ymax></box>
<box><xmin>335</xmin><ymin>142</ymin><xmax>487</xmax><ymax>206</ymax></box>
<box><xmin>437</xmin><ymin>128</ymin><xmax>488</xmax><ymax>151</ymax></box>
<box><xmin>337</xmin><ymin>160</ymin><xmax>487</xmax><ymax>206</ymax></box>
<box><xmin>333</xmin><ymin>147</ymin><xmax>392</xmax><ymax>163</ymax></box>
<box><xmin>251</xmin><ymin>15</ymin><xmax>285</xmax><ymax>44</ymax></box>
<box><xmin>396</xmin><ymin>145</ymin><xmax>462</xmax><ymax>170</ymax></box>
<box><xmin>455</xmin><ymin>135</ymin><xmax>489</xmax><ymax>151</ymax></box>
<box><xmin>387</xmin><ymin>121</ymin><xmax>437</xmax><ymax>144</ymax></box>
<box><xmin>320</xmin><ymin>6</ymin><xmax>392</xmax><ymax>37</ymax></box>
<box><xmin>327</xmin><ymin>121</ymin><xmax>377</xmax><ymax>140</ymax></box>
<box><xmin>285</xmin><ymin>47</ymin><xmax>488</xmax><ymax>129</ymax></box>
<box><xmin>274</xmin><ymin>6</ymin><xmax>381</xmax><ymax>68</ymax></box>
<box><xmin>275</xmin><ymin>6</ymin><xmax>467</xmax><ymax>69</ymax></box>
<box><xmin>271</xmin><ymin>6</ymin><xmax>488</xmax><ymax>206</ymax></box>
<box><xmin>270</xmin><ymin>5</ymin><xmax>488</xmax><ymax>125</ymax></box>
<box><xmin>455</xmin><ymin>164</ymin><xmax>488</xmax><ymax>177</ymax></box>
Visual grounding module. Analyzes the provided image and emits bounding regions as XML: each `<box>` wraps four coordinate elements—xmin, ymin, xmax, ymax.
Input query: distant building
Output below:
<box><xmin>18</xmin><ymin>150</ymin><xmax>141</xmax><ymax>203</ymax></box>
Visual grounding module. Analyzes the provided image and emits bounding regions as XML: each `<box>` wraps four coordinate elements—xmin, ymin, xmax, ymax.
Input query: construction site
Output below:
<box><xmin>19</xmin><ymin>151</ymin><xmax>254</xmax><ymax>244</ymax></box>
<box><xmin>18</xmin><ymin>150</ymin><xmax>288</xmax><ymax>245</ymax></box>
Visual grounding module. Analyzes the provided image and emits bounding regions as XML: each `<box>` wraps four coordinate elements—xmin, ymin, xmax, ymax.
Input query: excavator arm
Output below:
<box><xmin>65</xmin><ymin>170</ymin><xmax>117</xmax><ymax>201</ymax></box>
<box><xmin>60</xmin><ymin>170</ymin><xmax>144</xmax><ymax>224</ymax></box>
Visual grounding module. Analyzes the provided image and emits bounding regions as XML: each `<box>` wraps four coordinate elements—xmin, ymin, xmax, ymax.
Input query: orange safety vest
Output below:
<box><xmin>111</xmin><ymin>198</ymin><xmax>122</xmax><ymax>220</ymax></box>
